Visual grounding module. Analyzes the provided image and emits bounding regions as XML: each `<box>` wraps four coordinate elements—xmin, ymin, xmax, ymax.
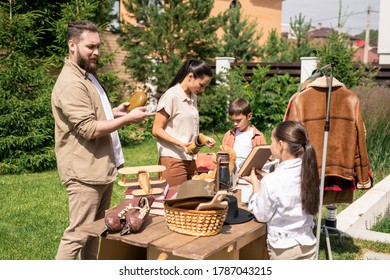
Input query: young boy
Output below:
<box><xmin>222</xmin><ymin>98</ymin><xmax>267</xmax><ymax>171</ymax></box>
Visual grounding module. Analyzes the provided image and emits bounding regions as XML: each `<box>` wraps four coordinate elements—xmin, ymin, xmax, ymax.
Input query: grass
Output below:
<box><xmin>0</xmin><ymin>135</ymin><xmax>221</xmax><ymax>260</ymax></box>
<box><xmin>371</xmin><ymin>207</ymin><xmax>390</xmax><ymax>234</ymax></box>
<box><xmin>1</xmin><ymin>84</ymin><xmax>389</xmax><ymax>260</ymax></box>
<box><xmin>355</xmin><ymin>85</ymin><xmax>390</xmax><ymax>179</ymax></box>
<box><xmin>0</xmin><ymin>171</ymin><xmax>67</xmax><ymax>259</ymax></box>
<box><xmin>1</xmin><ymin>135</ymin><xmax>390</xmax><ymax>260</ymax></box>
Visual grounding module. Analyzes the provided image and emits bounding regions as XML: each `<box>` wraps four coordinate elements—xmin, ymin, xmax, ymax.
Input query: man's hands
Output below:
<box><xmin>124</xmin><ymin>106</ymin><xmax>155</xmax><ymax>124</ymax></box>
<box><xmin>92</xmin><ymin>104</ymin><xmax>154</xmax><ymax>139</ymax></box>
<box><xmin>112</xmin><ymin>102</ymin><xmax>130</xmax><ymax>118</ymax></box>
<box><xmin>113</xmin><ymin>102</ymin><xmax>155</xmax><ymax>124</ymax></box>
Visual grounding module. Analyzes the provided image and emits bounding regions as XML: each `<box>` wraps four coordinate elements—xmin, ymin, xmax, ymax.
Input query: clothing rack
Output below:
<box><xmin>314</xmin><ymin>64</ymin><xmax>340</xmax><ymax>260</ymax></box>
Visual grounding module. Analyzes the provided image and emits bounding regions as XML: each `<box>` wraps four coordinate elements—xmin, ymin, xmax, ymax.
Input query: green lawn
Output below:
<box><xmin>371</xmin><ymin>207</ymin><xmax>390</xmax><ymax>234</ymax></box>
<box><xmin>1</xmin><ymin>136</ymin><xmax>389</xmax><ymax>260</ymax></box>
<box><xmin>0</xmin><ymin>137</ymin><xmax>219</xmax><ymax>260</ymax></box>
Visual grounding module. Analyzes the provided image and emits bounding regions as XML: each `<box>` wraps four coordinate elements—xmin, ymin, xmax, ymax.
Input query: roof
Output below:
<box><xmin>306</xmin><ymin>27</ymin><xmax>334</xmax><ymax>38</ymax></box>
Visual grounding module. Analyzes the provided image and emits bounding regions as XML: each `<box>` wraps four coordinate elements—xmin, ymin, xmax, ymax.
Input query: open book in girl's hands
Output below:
<box><xmin>238</xmin><ymin>145</ymin><xmax>272</xmax><ymax>177</ymax></box>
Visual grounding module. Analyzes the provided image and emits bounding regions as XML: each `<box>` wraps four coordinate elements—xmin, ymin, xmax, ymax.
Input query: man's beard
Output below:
<box><xmin>77</xmin><ymin>52</ymin><xmax>98</xmax><ymax>74</ymax></box>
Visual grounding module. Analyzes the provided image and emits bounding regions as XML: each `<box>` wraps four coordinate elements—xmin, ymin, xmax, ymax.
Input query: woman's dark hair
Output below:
<box><xmin>67</xmin><ymin>21</ymin><xmax>98</xmax><ymax>43</ymax></box>
<box><xmin>168</xmin><ymin>58</ymin><xmax>212</xmax><ymax>88</ymax></box>
<box><xmin>273</xmin><ymin>121</ymin><xmax>320</xmax><ymax>215</ymax></box>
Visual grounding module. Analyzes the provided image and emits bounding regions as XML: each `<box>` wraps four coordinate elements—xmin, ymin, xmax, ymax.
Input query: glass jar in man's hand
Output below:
<box><xmin>128</xmin><ymin>85</ymin><xmax>150</xmax><ymax>111</ymax></box>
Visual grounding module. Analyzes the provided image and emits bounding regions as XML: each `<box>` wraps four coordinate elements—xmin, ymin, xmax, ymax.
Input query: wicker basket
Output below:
<box><xmin>164</xmin><ymin>203</ymin><xmax>228</xmax><ymax>237</ymax></box>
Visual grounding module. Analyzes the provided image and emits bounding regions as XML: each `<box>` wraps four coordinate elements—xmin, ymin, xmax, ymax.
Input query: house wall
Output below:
<box><xmin>109</xmin><ymin>1</ymin><xmax>282</xmax><ymax>83</ymax></box>
<box><xmin>378</xmin><ymin>0</ymin><xmax>390</xmax><ymax>64</ymax></box>
<box><xmin>100</xmin><ymin>31</ymin><xmax>144</xmax><ymax>92</ymax></box>
<box><xmin>211</xmin><ymin>0</ymin><xmax>282</xmax><ymax>45</ymax></box>
<box><xmin>119</xmin><ymin>0</ymin><xmax>282</xmax><ymax>46</ymax></box>
<box><xmin>353</xmin><ymin>48</ymin><xmax>379</xmax><ymax>64</ymax></box>
<box><xmin>100</xmin><ymin>31</ymin><xmax>128</xmax><ymax>80</ymax></box>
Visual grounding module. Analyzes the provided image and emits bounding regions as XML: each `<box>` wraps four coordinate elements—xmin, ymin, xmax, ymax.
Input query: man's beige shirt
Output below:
<box><xmin>51</xmin><ymin>58</ymin><xmax>117</xmax><ymax>185</ymax></box>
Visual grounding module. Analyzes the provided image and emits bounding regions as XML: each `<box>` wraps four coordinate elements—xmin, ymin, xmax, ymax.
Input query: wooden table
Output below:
<box><xmin>78</xmin><ymin>214</ymin><xmax>268</xmax><ymax>260</ymax></box>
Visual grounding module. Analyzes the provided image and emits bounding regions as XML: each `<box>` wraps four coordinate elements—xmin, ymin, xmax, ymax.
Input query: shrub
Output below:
<box><xmin>0</xmin><ymin>5</ymin><xmax>56</xmax><ymax>174</ymax></box>
<box><xmin>371</xmin><ymin>207</ymin><xmax>390</xmax><ymax>234</ymax></box>
<box><xmin>246</xmin><ymin>66</ymin><xmax>299</xmax><ymax>130</ymax></box>
<box><xmin>118</xmin><ymin>118</ymin><xmax>155</xmax><ymax>146</ymax></box>
<box><xmin>317</xmin><ymin>31</ymin><xmax>364</xmax><ymax>88</ymax></box>
<box><xmin>198</xmin><ymin>82</ymin><xmax>232</xmax><ymax>132</ymax></box>
<box><xmin>199</xmin><ymin>64</ymin><xmax>299</xmax><ymax>132</ymax></box>
<box><xmin>354</xmin><ymin>85</ymin><xmax>390</xmax><ymax>181</ymax></box>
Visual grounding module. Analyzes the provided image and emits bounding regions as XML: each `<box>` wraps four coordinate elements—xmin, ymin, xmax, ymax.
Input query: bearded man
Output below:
<box><xmin>51</xmin><ymin>21</ymin><xmax>154</xmax><ymax>260</ymax></box>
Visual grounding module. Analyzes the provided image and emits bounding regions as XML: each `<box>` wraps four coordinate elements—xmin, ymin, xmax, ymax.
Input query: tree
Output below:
<box><xmin>314</xmin><ymin>0</ymin><xmax>371</xmax><ymax>88</ymax></box>
<box><xmin>317</xmin><ymin>30</ymin><xmax>363</xmax><ymax>88</ymax></box>
<box><xmin>0</xmin><ymin>0</ymin><xmax>128</xmax><ymax>174</ymax></box>
<box><xmin>259</xmin><ymin>29</ymin><xmax>292</xmax><ymax>62</ymax></box>
<box><xmin>119</xmin><ymin>0</ymin><xmax>223</xmax><ymax>92</ymax></box>
<box><xmin>220</xmin><ymin>4</ymin><xmax>262</xmax><ymax>62</ymax></box>
<box><xmin>5</xmin><ymin>0</ymin><xmax>115</xmax><ymax>58</ymax></box>
<box><xmin>259</xmin><ymin>14</ymin><xmax>315</xmax><ymax>63</ymax></box>
<box><xmin>0</xmin><ymin>1</ymin><xmax>56</xmax><ymax>174</ymax></box>
<box><xmin>289</xmin><ymin>13</ymin><xmax>316</xmax><ymax>62</ymax></box>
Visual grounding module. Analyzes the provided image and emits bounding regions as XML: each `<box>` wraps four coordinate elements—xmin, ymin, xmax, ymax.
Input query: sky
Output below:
<box><xmin>282</xmin><ymin>0</ymin><xmax>380</xmax><ymax>35</ymax></box>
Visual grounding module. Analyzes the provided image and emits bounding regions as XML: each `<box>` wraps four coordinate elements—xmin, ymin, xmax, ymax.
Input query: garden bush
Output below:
<box><xmin>198</xmin><ymin>64</ymin><xmax>299</xmax><ymax>132</ymax></box>
<box><xmin>354</xmin><ymin>85</ymin><xmax>390</xmax><ymax>181</ymax></box>
<box><xmin>0</xmin><ymin>6</ymin><xmax>56</xmax><ymax>174</ymax></box>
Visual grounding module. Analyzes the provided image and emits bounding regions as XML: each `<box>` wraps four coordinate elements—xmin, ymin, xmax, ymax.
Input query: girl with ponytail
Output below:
<box><xmin>243</xmin><ymin>121</ymin><xmax>320</xmax><ymax>260</ymax></box>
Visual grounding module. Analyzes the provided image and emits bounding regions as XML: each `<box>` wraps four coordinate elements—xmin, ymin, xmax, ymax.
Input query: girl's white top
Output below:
<box><xmin>248</xmin><ymin>158</ymin><xmax>316</xmax><ymax>248</ymax></box>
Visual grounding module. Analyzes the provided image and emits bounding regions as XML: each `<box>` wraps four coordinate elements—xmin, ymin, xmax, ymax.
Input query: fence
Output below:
<box><xmin>210</xmin><ymin>61</ymin><xmax>390</xmax><ymax>86</ymax></box>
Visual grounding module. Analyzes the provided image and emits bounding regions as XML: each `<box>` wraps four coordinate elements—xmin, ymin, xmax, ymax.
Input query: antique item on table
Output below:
<box><xmin>164</xmin><ymin>203</ymin><xmax>228</xmax><ymax>237</ymax></box>
<box><xmin>187</xmin><ymin>133</ymin><xmax>209</xmax><ymax>155</ymax></box>
<box><xmin>195</xmin><ymin>191</ymin><xmax>228</xmax><ymax>211</ymax></box>
<box><xmin>127</xmin><ymin>85</ymin><xmax>150</xmax><ymax>112</ymax></box>
<box><xmin>223</xmin><ymin>195</ymin><xmax>253</xmax><ymax>225</ymax></box>
<box><xmin>117</xmin><ymin>165</ymin><xmax>165</xmax><ymax>195</ymax></box>
<box><xmin>164</xmin><ymin>179</ymin><xmax>214</xmax><ymax>206</ymax></box>
<box><xmin>102</xmin><ymin>199</ymin><xmax>132</xmax><ymax>235</ymax></box>
<box><xmin>164</xmin><ymin>187</ymin><xmax>228</xmax><ymax>236</ymax></box>
<box><xmin>121</xmin><ymin>196</ymin><xmax>154</xmax><ymax>235</ymax></box>
<box><xmin>195</xmin><ymin>152</ymin><xmax>217</xmax><ymax>173</ymax></box>
<box><xmin>137</xmin><ymin>170</ymin><xmax>151</xmax><ymax>193</ymax></box>
<box><xmin>101</xmin><ymin>196</ymin><xmax>154</xmax><ymax>236</ymax></box>
<box><xmin>215</xmin><ymin>151</ymin><xmax>232</xmax><ymax>191</ymax></box>
<box><xmin>168</xmin><ymin>190</ymin><xmax>228</xmax><ymax>210</ymax></box>
<box><xmin>131</xmin><ymin>170</ymin><xmax>164</xmax><ymax>196</ymax></box>
<box><xmin>192</xmin><ymin>145</ymin><xmax>236</xmax><ymax>191</ymax></box>
<box><xmin>169</xmin><ymin>197</ymin><xmax>211</xmax><ymax>210</ymax></box>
